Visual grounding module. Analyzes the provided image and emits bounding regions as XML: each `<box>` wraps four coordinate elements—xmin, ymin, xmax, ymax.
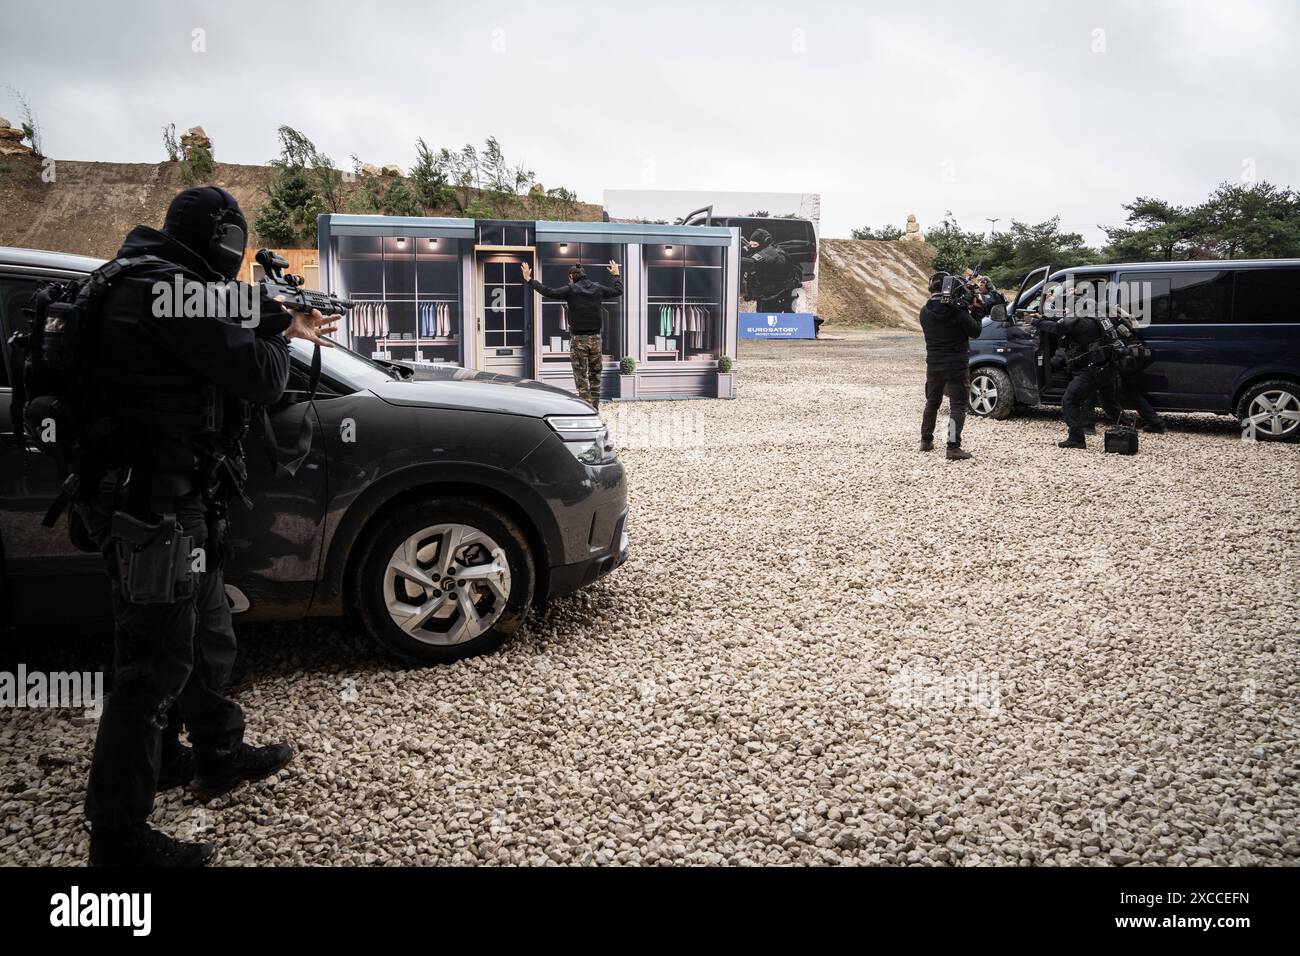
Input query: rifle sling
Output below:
<box><xmin>260</xmin><ymin>342</ymin><xmax>321</xmax><ymax>480</ymax></box>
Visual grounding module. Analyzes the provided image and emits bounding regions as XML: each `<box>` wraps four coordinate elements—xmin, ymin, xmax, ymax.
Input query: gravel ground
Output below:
<box><xmin>2</xmin><ymin>330</ymin><xmax>1297</xmax><ymax>866</ymax></box>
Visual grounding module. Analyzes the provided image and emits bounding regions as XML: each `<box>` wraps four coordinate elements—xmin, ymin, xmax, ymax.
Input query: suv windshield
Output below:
<box><xmin>289</xmin><ymin>338</ymin><xmax>403</xmax><ymax>391</ymax></box>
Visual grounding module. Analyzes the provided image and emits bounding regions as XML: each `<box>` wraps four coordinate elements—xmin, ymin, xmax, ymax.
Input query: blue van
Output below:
<box><xmin>967</xmin><ymin>260</ymin><xmax>1300</xmax><ymax>441</ymax></box>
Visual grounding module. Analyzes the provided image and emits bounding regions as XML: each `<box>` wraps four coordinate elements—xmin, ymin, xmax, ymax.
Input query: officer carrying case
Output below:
<box><xmin>1104</xmin><ymin>424</ymin><xmax>1139</xmax><ymax>455</ymax></box>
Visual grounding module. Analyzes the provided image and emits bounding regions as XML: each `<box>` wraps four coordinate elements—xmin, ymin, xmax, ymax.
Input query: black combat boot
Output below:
<box><xmin>157</xmin><ymin>744</ymin><xmax>195</xmax><ymax>791</ymax></box>
<box><xmin>945</xmin><ymin>445</ymin><xmax>972</xmax><ymax>461</ymax></box>
<box><xmin>90</xmin><ymin>823</ymin><xmax>217</xmax><ymax>867</ymax></box>
<box><xmin>919</xmin><ymin>439</ymin><xmax>935</xmax><ymax>452</ymax></box>
<box><xmin>1058</xmin><ymin>439</ymin><xmax>1086</xmax><ymax>449</ymax></box>
<box><xmin>192</xmin><ymin>742</ymin><xmax>295</xmax><ymax>802</ymax></box>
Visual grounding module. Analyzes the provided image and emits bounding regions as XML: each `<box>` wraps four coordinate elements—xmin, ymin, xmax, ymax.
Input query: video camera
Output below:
<box><xmin>937</xmin><ymin>273</ymin><xmax>976</xmax><ymax>309</ymax></box>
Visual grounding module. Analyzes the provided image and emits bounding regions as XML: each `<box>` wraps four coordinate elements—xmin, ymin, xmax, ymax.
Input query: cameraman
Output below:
<box><xmin>919</xmin><ymin>272</ymin><xmax>983</xmax><ymax>460</ymax></box>
<box><xmin>76</xmin><ymin>187</ymin><xmax>337</xmax><ymax>866</ymax></box>
<box><xmin>1032</xmin><ymin>283</ymin><xmax>1124</xmax><ymax>448</ymax></box>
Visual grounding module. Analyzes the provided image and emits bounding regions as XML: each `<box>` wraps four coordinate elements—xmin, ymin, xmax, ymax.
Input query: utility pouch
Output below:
<box><xmin>110</xmin><ymin>511</ymin><xmax>193</xmax><ymax>605</ymax></box>
<box><xmin>41</xmin><ymin>300</ymin><xmax>82</xmax><ymax>373</ymax></box>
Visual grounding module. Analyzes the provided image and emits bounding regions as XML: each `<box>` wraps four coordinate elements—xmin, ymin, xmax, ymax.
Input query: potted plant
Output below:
<box><xmin>715</xmin><ymin>354</ymin><xmax>735</xmax><ymax>399</ymax></box>
<box><xmin>617</xmin><ymin>356</ymin><xmax>637</xmax><ymax>400</ymax></box>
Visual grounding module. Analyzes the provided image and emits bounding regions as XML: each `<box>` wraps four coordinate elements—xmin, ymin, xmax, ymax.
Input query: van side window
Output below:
<box><xmin>1169</xmin><ymin>271</ymin><xmax>1233</xmax><ymax>324</ymax></box>
<box><xmin>1130</xmin><ymin>271</ymin><xmax>1232</xmax><ymax>325</ymax></box>
<box><xmin>1119</xmin><ymin>273</ymin><xmax>1171</xmax><ymax>324</ymax></box>
<box><xmin>1233</xmin><ymin>268</ymin><xmax>1300</xmax><ymax>324</ymax></box>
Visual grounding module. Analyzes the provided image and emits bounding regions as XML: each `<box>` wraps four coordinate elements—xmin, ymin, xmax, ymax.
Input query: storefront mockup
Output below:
<box><xmin>317</xmin><ymin>215</ymin><xmax>741</xmax><ymax>400</ymax></box>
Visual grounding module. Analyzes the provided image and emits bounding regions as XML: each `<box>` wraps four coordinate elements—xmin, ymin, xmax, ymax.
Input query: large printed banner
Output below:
<box><xmin>739</xmin><ymin>312</ymin><xmax>817</xmax><ymax>339</ymax></box>
<box><xmin>603</xmin><ymin>188</ymin><xmax>820</xmax><ymax>322</ymax></box>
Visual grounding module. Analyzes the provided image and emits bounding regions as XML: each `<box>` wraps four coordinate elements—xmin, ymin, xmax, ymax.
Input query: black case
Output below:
<box><xmin>1104</xmin><ymin>425</ymin><xmax>1139</xmax><ymax>455</ymax></box>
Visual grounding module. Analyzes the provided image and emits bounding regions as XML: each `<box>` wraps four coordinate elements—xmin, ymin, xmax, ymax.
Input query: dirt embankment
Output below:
<box><xmin>0</xmin><ymin>157</ymin><xmax>277</xmax><ymax>257</ymax></box>
<box><xmin>0</xmin><ymin>155</ymin><xmax>604</xmax><ymax>259</ymax></box>
<box><xmin>817</xmin><ymin>238</ymin><xmax>934</xmax><ymax>331</ymax></box>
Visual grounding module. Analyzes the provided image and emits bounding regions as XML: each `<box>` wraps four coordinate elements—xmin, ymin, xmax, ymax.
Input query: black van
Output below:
<box><xmin>678</xmin><ymin>207</ymin><xmax>818</xmax><ymax>283</ymax></box>
<box><xmin>967</xmin><ymin>260</ymin><xmax>1300</xmax><ymax>441</ymax></box>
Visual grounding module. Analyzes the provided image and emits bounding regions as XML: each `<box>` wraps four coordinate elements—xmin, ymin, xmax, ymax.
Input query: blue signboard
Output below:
<box><xmin>738</xmin><ymin>312</ymin><xmax>816</xmax><ymax>339</ymax></box>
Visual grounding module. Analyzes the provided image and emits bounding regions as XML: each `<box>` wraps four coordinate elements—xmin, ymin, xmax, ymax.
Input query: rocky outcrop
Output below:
<box><xmin>0</xmin><ymin>116</ymin><xmax>34</xmax><ymax>157</ymax></box>
<box><xmin>179</xmin><ymin>126</ymin><xmax>212</xmax><ymax>158</ymax></box>
<box><xmin>899</xmin><ymin>213</ymin><xmax>924</xmax><ymax>244</ymax></box>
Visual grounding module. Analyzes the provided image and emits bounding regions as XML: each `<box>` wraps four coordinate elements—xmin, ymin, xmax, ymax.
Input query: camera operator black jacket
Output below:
<box><xmin>88</xmin><ymin>226</ymin><xmax>293</xmax><ymax>491</ymax></box>
<box><xmin>919</xmin><ymin>297</ymin><xmax>982</xmax><ymax>372</ymax></box>
<box><xmin>526</xmin><ymin>276</ymin><xmax>623</xmax><ymax>335</ymax></box>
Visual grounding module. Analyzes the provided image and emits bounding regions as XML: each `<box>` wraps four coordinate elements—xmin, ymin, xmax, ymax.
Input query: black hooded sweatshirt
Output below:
<box><xmin>92</xmin><ymin>225</ymin><xmax>292</xmax><ymax>475</ymax></box>
<box><xmin>919</xmin><ymin>297</ymin><xmax>983</xmax><ymax>372</ymax></box>
<box><xmin>526</xmin><ymin>275</ymin><xmax>623</xmax><ymax>334</ymax></box>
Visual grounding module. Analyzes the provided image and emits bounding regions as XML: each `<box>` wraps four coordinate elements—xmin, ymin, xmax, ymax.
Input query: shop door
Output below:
<box><xmin>476</xmin><ymin>251</ymin><xmax>534</xmax><ymax>378</ymax></box>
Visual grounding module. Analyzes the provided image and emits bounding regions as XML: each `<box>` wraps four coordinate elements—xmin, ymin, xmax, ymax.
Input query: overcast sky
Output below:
<box><xmin>3</xmin><ymin>0</ymin><xmax>1297</xmax><ymax>243</ymax></box>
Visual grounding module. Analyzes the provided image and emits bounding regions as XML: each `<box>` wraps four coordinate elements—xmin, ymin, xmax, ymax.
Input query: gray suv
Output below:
<box><xmin>0</xmin><ymin>247</ymin><xmax>628</xmax><ymax>663</ymax></box>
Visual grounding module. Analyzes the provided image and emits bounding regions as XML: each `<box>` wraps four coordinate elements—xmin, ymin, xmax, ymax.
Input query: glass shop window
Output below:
<box><xmin>481</xmin><ymin>260</ymin><xmax>528</xmax><ymax>349</ymax></box>
<box><xmin>339</xmin><ymin>235</ymin><xmax>463</xmax><ymax>364</ymax></box>
<box><xmin>477</xmin><ymin>223</ymin><xmax>533</xmax><ymax>246</ymax></box>
<box><xmin>534</xmin><ymin>241</ymin><xmax>626</xmax><ymax>360</ymax></box>
<box><xmin>646</xmin><ymin>244</ymin><xmax>724</xmax><ymax>361</ymax></box>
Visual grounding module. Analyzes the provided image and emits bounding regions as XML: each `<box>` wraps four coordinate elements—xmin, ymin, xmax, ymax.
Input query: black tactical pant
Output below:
<box><xmin>79</xmin><ymin>496</ymin><xmax>244</xmax><ymax>829</ymax></box>
<box><xmin>1063</xmin><ymin>368</ymin><xmax>1122</xmax><ymax>443</ymax></box>
<box><xmin>756</xmin><ymin>290</ymin><xmax>795</xmax><ymax>313</ymax></box>
<box><xmin>1119</xmin><ymin>372</ymin><xmax>1166</xmax><ymax>430</ymax></box>
<box><xmin>922</xmin><ymin>368</ymin><xmax>969</xmax><ymax>447</ymax></box>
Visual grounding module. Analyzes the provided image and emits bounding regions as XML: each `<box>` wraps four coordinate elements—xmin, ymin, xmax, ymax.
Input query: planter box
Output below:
<box><xmin>617</xmin><ymin>374</ymin><xmax>638</xmax><ymax>400</ymax></box>
<box><xmin>715</xmin><ymin>371</ymin><xmax>735</xmax><ymax>399</ymax></box>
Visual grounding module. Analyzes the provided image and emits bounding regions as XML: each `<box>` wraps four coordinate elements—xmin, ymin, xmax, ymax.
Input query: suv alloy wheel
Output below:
<box><xmin>355</xmin><ymin>499</ymin><xmax>535</xmax><ymax>662</ymax></box>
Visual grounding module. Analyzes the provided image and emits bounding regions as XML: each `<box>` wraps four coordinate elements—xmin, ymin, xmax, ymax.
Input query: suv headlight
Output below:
<box><xmin>545</xmin><ymin>415</ymin><xmax>618</xmax><ymax>465</ymax></box>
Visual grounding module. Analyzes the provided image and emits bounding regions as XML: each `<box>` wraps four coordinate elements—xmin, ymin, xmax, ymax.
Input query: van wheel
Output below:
<box><xmin>354</xmin><ymin>499</ymin><xmax>535</xmax><ymax>663</ymax></box>
<box><xmin>969</xmin><ymin>367</ymin><xmax>1014</xmax><ymax>419</ymax></box>
<box><xmin>1237</xmin><ymin>380</ymin><xmax>1300</xmax><ymax>443</ymax></box>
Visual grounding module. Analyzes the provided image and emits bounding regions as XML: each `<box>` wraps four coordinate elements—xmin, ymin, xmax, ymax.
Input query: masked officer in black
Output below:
<box><xmin>742</xmin><ymin>229</ymin><xmax>798</xmax><ymax>313</ymax></box>
<box><xmin>1032</xmin><ymin>284</ymin><xmax>1124</xmax><ymax>448</ymax></box>
<box><xmin>919</xmin><ymin>272</ymin><xmax>983</xmax><ymax>460</ymax></box>
<box><xmin>1115</xmin><ymin>312</ymin><xmax>1167</xmax><ymax>433</ymax></box>
<box><xmin>76</xmin><ymin>187</ymin><xmax>337</xmax><ymax>866</ymax></box>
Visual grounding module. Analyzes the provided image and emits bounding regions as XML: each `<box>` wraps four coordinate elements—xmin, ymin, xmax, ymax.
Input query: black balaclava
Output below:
<box><xmin>162</xmin><ymin>186</ymin><xmax>248</xmax><ymax>279</ymax></box>
<box><xmin>750</xmin><ymin>228</ymin><xmax>773</xmax><ymax>249</ymax></box>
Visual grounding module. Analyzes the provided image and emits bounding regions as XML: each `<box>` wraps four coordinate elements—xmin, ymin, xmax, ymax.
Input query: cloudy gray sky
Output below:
<box><xmin>3</xmin><ymin>0</ymin><xmax>1297</xmax><ymax>242</ymax></box>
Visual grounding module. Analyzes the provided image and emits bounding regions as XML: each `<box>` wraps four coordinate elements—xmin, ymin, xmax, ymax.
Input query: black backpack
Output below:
<box><xmin>7</xmin><ymin>256</ymin><xmax>169</xmax><ymax>529</ymax></box>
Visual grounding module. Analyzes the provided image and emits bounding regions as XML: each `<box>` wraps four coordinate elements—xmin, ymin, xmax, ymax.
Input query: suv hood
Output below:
<box><xmin>369</xmin><ymin>365</ymin><xmax>593</xmax><ymax>417</ymax></box>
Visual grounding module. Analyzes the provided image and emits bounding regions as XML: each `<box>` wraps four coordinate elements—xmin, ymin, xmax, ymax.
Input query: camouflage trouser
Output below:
<box><xmin>570</xmin><ymin>333</ymin><xmax>603</xmax><ymax>408</ymax></box>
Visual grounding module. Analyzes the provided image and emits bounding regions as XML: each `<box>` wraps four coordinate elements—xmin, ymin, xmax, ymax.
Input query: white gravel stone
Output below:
<box><xmin>1</xmin><ymin>331</ymin><xmax>1296</xmax><ymax>866</ymax></box>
